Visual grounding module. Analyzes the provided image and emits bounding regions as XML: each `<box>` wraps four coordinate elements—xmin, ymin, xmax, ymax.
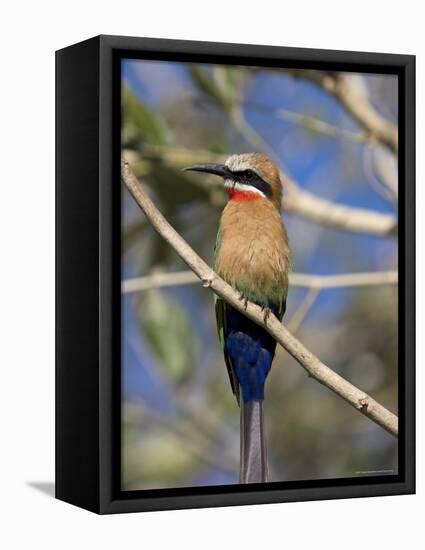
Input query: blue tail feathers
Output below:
<box><xmin>225</xmin><ymin>306</ymin><xmax>278</xmax><ymax>401</ymax></box>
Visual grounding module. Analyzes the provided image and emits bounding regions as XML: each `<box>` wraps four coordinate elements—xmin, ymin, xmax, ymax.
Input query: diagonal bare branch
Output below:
<box><xmin>121</xmin><ymin>158</ymin><xmax>398</xmax><ymax>437</ymax></box>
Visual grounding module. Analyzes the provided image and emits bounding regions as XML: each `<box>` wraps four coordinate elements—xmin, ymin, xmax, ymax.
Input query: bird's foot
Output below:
<box><xmin>263</xmin><ymin>307</ymin><xmax>271</xmax><ymax>325</ymax></box>
<box><xmin>239</xmin><ymin>291</ymin><xmax>249</xmax><ymax>310</ymax></box>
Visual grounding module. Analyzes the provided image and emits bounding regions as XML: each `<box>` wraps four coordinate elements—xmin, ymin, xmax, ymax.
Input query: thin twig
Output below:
<box><xmin>245</xmin><ymin>101</ymin><xmax>367</xmax><ymax>144</ymax></box>
<box><xmin>196</xmin><ymin>89</ymin><xmax>368</xmax><ymax>144</ymax></box>
<box><xmin>290</xmin><ymin>270</ymin><xmax>398</xmax><ymax>289</ymax></box>
<box><xmin>123</xmin><ymin>271</ymin><xmax>198</xmax><ymax>292</ymax></box>
<box><xmin>362</xmin><ymin>143</ymin><xmax>397</xmax><ymax>204</ymax></box>
<box><xmin>121</xmin><ymin>159</ymin><xmax>398</xmax><ymax>437</ymax></box>
<box><xmin>122</xmin><ymin>269</ymin><xmax>398</xmax><ymax>293</ymax></box>
<box><xmin>287</xmin><ymin>287</ymin><xmax>320</xmax><ymax>334</ymax></box>
<box><xmin>282</xmin><ymin>70</ymin><xmax>398</xmax><ymax>154</ymax></box>
<box><xmin>373</xmin><ymin>147</ymin><xmax>399</xmax><ymax>200</ymax></box>
<box><xmin>273</xmin><ymin>107</ymin><xmax>367</xmax><ymax>143</ymax></box>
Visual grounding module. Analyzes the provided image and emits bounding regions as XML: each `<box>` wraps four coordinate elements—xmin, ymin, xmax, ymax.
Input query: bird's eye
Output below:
<box><xmin>245</xmin><ymin>170</ymin><xmax>254</xmax><ymax>179</ymax></box>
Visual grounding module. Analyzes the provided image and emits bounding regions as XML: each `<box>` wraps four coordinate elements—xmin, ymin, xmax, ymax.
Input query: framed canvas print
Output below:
<box><xmin>56</xmin><ymin>35</ymin><xmax>415</xmax><ymax>514</ymax></box>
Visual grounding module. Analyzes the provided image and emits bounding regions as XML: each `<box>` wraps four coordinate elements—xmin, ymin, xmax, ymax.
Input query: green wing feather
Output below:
<box><xmin>214</xmin><ymin>229</ymin><xmax>240</xmax><ymax>403</ymax></box>
<box><xmin>215</xmin><ymin>294</ymin><xmax>240</xmax><ymax>403</ymax></box>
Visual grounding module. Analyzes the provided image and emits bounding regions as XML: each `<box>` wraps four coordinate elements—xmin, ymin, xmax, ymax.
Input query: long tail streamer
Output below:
<box><xmin>240</xmin><ymin>399</ymin><xmax>268</xmax><ymax>483</ymax></box>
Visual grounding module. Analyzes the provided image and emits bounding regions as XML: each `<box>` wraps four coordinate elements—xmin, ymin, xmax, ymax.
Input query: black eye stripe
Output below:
<box><xmin>232</xmin><ymin>170</ymin><xmax>272</xmax><ymax>198</ymax></box>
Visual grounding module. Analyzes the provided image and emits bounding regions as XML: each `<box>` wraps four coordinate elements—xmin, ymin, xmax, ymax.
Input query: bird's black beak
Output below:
<box><xmin>182</xmin><ymin>163</ymin><xmax>232</xmax><ymax>179</ymax></box>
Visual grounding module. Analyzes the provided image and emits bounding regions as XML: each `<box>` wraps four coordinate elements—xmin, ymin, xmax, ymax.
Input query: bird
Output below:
<box><xmin>183</xmin><ymin>153</ymin><xmax>290</xmax><ymax>484</ymax></box>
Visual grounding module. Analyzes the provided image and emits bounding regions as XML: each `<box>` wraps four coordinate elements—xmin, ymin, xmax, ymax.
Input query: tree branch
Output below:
<box><xmin>282</xmin><ymin>70</ymin><xmax>398</xmax><ymax>154</ymax></box>
<box><xmin>269</xmin><ymin>105</ymin><xmax>367</xmax><ymax>143</ymax></box>
<box><xmin>122</xmin><ymin>269</ymin><xmax>398</xmax><ymax>293</ymax></box>
<box><xmin>281</xmin><ymin>181</ymin><xmax>397</xmax><ymax>236</ymax></box>
<box><xmin>125</xmin><ymin>146</ymin><xmax>398</xmax><ymax>237</ymax></box>
<box><xmin>121</xmin><ymin>159</ymin><xmax>398</xmax><ymax>437</ymax></box>
<box><xmin>215</xmin><ymin>98</ymin><xmax>368</xmax><ymax>144</ymax></box>
<box><xmin>230</xmin><ymin>102</ymin><xmax>398</xmax><ymax>237</ymax></box>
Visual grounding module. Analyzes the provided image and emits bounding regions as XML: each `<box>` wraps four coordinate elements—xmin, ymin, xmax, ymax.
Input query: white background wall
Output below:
<box><xmin>0</xmin><ymin>1</ymin><xmax>422</xmax><ymax>548</ymax></box>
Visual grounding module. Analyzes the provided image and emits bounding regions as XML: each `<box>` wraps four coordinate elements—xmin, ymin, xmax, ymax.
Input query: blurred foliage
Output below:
<box><xmin>122</xmin><ymin>87</ymin><xmax>169</xmax><ymax>147</ymax></box>
<box><xmin>188</xmin><ymin>66</ymin><xmax>243</xmax><ymax>113</ymax></box>
<box><xmin>121</xmin><ymin>60</ymin><xmax>399</xmax><ymax>490</ymax></box>
<box><xmin>139</xmin><ymin>288</ymin><xmax>199</xmax><ymax>384</ymax></box>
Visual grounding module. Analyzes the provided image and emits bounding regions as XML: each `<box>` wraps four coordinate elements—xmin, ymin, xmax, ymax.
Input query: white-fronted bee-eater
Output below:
<box><xmin>184</xmin><ymin>153</ymin><xmax>290</xmax><ymax>483</ymax></box>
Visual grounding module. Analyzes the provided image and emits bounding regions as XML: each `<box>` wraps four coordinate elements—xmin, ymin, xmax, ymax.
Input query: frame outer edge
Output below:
<box><xmin>55</xmin><ymin>36</ymin><xmax>102</xmax><ymax>513</ymax></box>
<box><xmin>91</xmin><ymin>35</ymin><xmax>415</xmax><ymax>514</ymax></box>
<box><xmin>403</xmin><ymin>54</ymin><xmax>415</xmax><ymax>494</ymax></box>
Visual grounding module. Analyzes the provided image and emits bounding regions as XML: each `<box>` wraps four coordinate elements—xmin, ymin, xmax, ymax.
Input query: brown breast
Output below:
<box><xmin>215</xmin><ymin>199</ymin><xmax>290</xmax><ymax>303</ymax></box>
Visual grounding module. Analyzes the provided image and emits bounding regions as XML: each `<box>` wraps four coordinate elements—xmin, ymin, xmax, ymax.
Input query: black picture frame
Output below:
<box><xmin>56</xmin><ymin>34</ymin><xmax>415</xmax><ymax>514</ymax></box>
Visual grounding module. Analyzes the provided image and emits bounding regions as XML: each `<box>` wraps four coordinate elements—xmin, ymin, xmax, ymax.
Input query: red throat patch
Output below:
<box><xmin>227</xmin><ymin>189</ymin><xmax>262</xmax><ymax>202</ymax></box>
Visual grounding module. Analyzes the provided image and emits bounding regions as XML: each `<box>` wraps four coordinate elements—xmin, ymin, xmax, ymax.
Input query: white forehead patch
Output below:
<box><xmin>225</xmin><ymin>154</ymin><xmax>255</xmax><ymax>172</ymax></box>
